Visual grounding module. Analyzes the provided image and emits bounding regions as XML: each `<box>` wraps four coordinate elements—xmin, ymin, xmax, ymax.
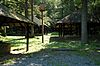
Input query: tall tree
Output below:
<box><xmin>81</xmin><ymin>0</ymin><xmax>88</xmax><ymax>43</ymax></box>
<box><xmin>30</xmin><ymin>0</ymin><xmax>35</xmax><ymax>37</ymax></box>
<box><xmin>25</xmin><ymin>0</ymin><xmax>28</xmax><ymax>17</ymax></box>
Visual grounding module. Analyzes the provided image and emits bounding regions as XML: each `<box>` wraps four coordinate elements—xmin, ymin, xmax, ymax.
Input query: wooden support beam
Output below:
<box><xmin>26</xmin><ymin>24</ymin><xmax>29</xmax><ymax>51</ymax></box>
<box><xmin>41</xmin><ymin>11</ymin><xmax>44</xmax><ymax>43</ymax></box>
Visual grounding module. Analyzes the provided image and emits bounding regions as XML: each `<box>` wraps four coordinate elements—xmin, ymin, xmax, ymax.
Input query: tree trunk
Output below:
<box><xmin>81</xmin><ymin>0</ymin><xmax>88</xmax><ymax>43</ymax></box>
<box><xmin>61</xmin><ymin>0</ymin><xmax>64</xmax><ymax>37</ymax></box>
<box><xmin>30</xmin><ymin>0</ymin><xmax>35</xmax><ymax>37</ymax></box>
<box><xmin>25</xmin><ymin>0</ymin><xmax>28</xmax><ymax>18</ymax></box>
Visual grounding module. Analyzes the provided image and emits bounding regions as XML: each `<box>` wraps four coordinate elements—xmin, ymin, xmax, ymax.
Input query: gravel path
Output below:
<box><xmin>1</xmin><ymin>51</ymin><xmax>98</xmax><ymax>66</ymax></box>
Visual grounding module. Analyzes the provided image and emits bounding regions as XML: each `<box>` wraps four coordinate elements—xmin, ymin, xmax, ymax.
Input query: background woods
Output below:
<box><xmin>0</xmin><ymin>0</ymin><xmax>100</xmax><ymax>43</ymax></box>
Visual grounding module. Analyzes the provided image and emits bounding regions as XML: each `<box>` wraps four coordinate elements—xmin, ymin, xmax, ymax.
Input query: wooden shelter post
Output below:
<box><xmin>39</xmin><ymin>3</ymin><xmax>45</xmax><ymax>43</ymax></box>
<box><xmin>41</xmin><ymin>11</ymin><xmax>44</xmax><ymax>43</ymax></box>
<box><xmin>59</xmin><ymin>24</ymin><xmax>60</xmax><ymax>37</ymax></box>
<box><xmin>26</xmin><ymin>24</ymin><xmax>29</xmax><ymax>51</ymax></box>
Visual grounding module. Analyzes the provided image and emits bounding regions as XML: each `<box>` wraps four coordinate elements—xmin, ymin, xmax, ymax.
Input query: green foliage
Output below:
<box><xmin>0</xmin><ymin>0</ymin><xmax>100</xmax><ymax>24</ymax></box>
<box><xmin>2</xmin><ymin>0</ymin><xmax>25</xmax><ymax>15</ymax></box>
<box><xmin>51</xmin><ymin>32</ymin><xmax>59</xmax><ymax>35</ymax></box>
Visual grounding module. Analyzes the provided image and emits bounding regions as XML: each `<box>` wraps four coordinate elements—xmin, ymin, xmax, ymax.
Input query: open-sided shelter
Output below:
<box><xmin>0</xmin><ymin>4</ymin><xmax>33</xmax><ymax>27</ymax></box>
<box><xmin>55</xmin><ymin>12</ymin><xmax>100</xmax><ymax>37</ymax></box>
<box><xmin>0</xmin><ymin>4</ymin><xmax>34</xmax><ymax>51</ymax></box>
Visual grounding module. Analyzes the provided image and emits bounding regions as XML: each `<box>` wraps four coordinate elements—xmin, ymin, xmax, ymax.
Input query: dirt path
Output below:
<box><xmin>1</xmin><ymin>51</ymin><xmax>99</xmax><ymax>66</ymax></box>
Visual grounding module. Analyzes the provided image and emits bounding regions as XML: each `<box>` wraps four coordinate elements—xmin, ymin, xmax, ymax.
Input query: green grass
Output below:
<box><xmin>0</xmin><ymin>36</ymin><xmax>48</xmax><ymax>53</ymax></box>
<box><xmin>1</xmin><ymin>58</ymin><xmax>16</xmax><ymax>65</ymax></box>
<box><xmin>51</xmin><ymin>32</ymin><xmax>59</xmax><ymax>35</ymax></box>
<box><xmin>0</xmin><ymin>34</ymin><xmax>99</xmax><ymax>53</ymax></box>
<box><xmin>0</xmin><ymin>33</ymin><xmax>100</xmax><ymax>65</ymax></box>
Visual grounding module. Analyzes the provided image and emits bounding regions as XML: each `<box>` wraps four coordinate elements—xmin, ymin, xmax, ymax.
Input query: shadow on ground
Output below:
<box><xmin>0</xmin><ymin>35</ymin><xmax>100</xmax><ymax>66</ymax></box>
<box><xmin>48</xmin><ymin>35</ymin><xmax>100</xmax><ymax>50</ymax></box>
<box><xmin>0</xmin><ymin>48</ymin><xmax>100</xmax><ymax>66</ymax></box>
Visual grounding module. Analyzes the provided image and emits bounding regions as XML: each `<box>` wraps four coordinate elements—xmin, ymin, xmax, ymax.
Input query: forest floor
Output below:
<box><xmin>0</xmin><ymin>33</ymin><xmax>100</xmax><ymax>66</ymax></box>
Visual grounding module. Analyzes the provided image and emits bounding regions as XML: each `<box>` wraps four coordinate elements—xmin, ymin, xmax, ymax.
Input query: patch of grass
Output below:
<box><xmin>0</xmin><ymin>35</ymin><xmax>99</xmax><ymax>54</ymax></box>
<box><xmin>0</xmin><ymin>58</ymin><xmax>16</xmax><ymax>65</ymax></box>
<box><xmin>0</xmin><ymin>34</ymin><xmax>100</xmax><ymax>66</ymax></box>
<box><xmin>45</xmin><ymin>40</ymin><xmax>97</xmax><ymax>52</ymax></box>
<box><xmin>51</xmin><ymin>32</ymin><xmax>59</xmax><ymax>35</ymax></box>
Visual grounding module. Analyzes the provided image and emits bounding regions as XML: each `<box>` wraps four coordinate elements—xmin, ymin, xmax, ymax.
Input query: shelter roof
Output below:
<box><xmin>0</xmin><ymin>4</ymin><xmax>33</xmax><ymax>26</ymax></box>
<box><xmin>57</xmin><ymin>12</ymin><xmax>81</xmax><ymax>24</ymax></box>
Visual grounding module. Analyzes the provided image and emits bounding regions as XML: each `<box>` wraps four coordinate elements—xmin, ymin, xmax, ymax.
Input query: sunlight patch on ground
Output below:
<box><xmin>7</xmin><ymin>35</ymin><xmax>51</xmax><ymax>54</ymax></box>
<box><xmin>97</xmin><ymin>50</ymin><xmax>100</xmax><ymax>52</ymax></box>
<box><xmin>0</xmin><ymin>34</ymin><xmax>100</xmax><ymax>66</ymax></box>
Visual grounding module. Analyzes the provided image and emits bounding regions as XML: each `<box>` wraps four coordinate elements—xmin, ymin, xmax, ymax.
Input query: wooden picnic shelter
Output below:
<box><xmin>0</xmin><ymin>4</ymin><xmax>34</xmax><ymax>51</ymax></box>
<box><xmin>55</xmin><ymin>12</ymin><xmax>100</xmax><ymax>37</ymax></box>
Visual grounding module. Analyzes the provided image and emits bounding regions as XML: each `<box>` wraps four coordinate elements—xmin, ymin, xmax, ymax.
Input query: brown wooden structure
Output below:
<box><xmin>0</xmin><ymin>4</ymin><xmax>34</xmax><ymax>51</ymax></box>
<box><xmin>55</xmin><ymin>12</ymin><xmax>100</xmax><ymax>37</ymax></box>
<box><xmin>0</xmin><ymin>4</ymin><xmax>33</xmax><ymax>27</ymax></box>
